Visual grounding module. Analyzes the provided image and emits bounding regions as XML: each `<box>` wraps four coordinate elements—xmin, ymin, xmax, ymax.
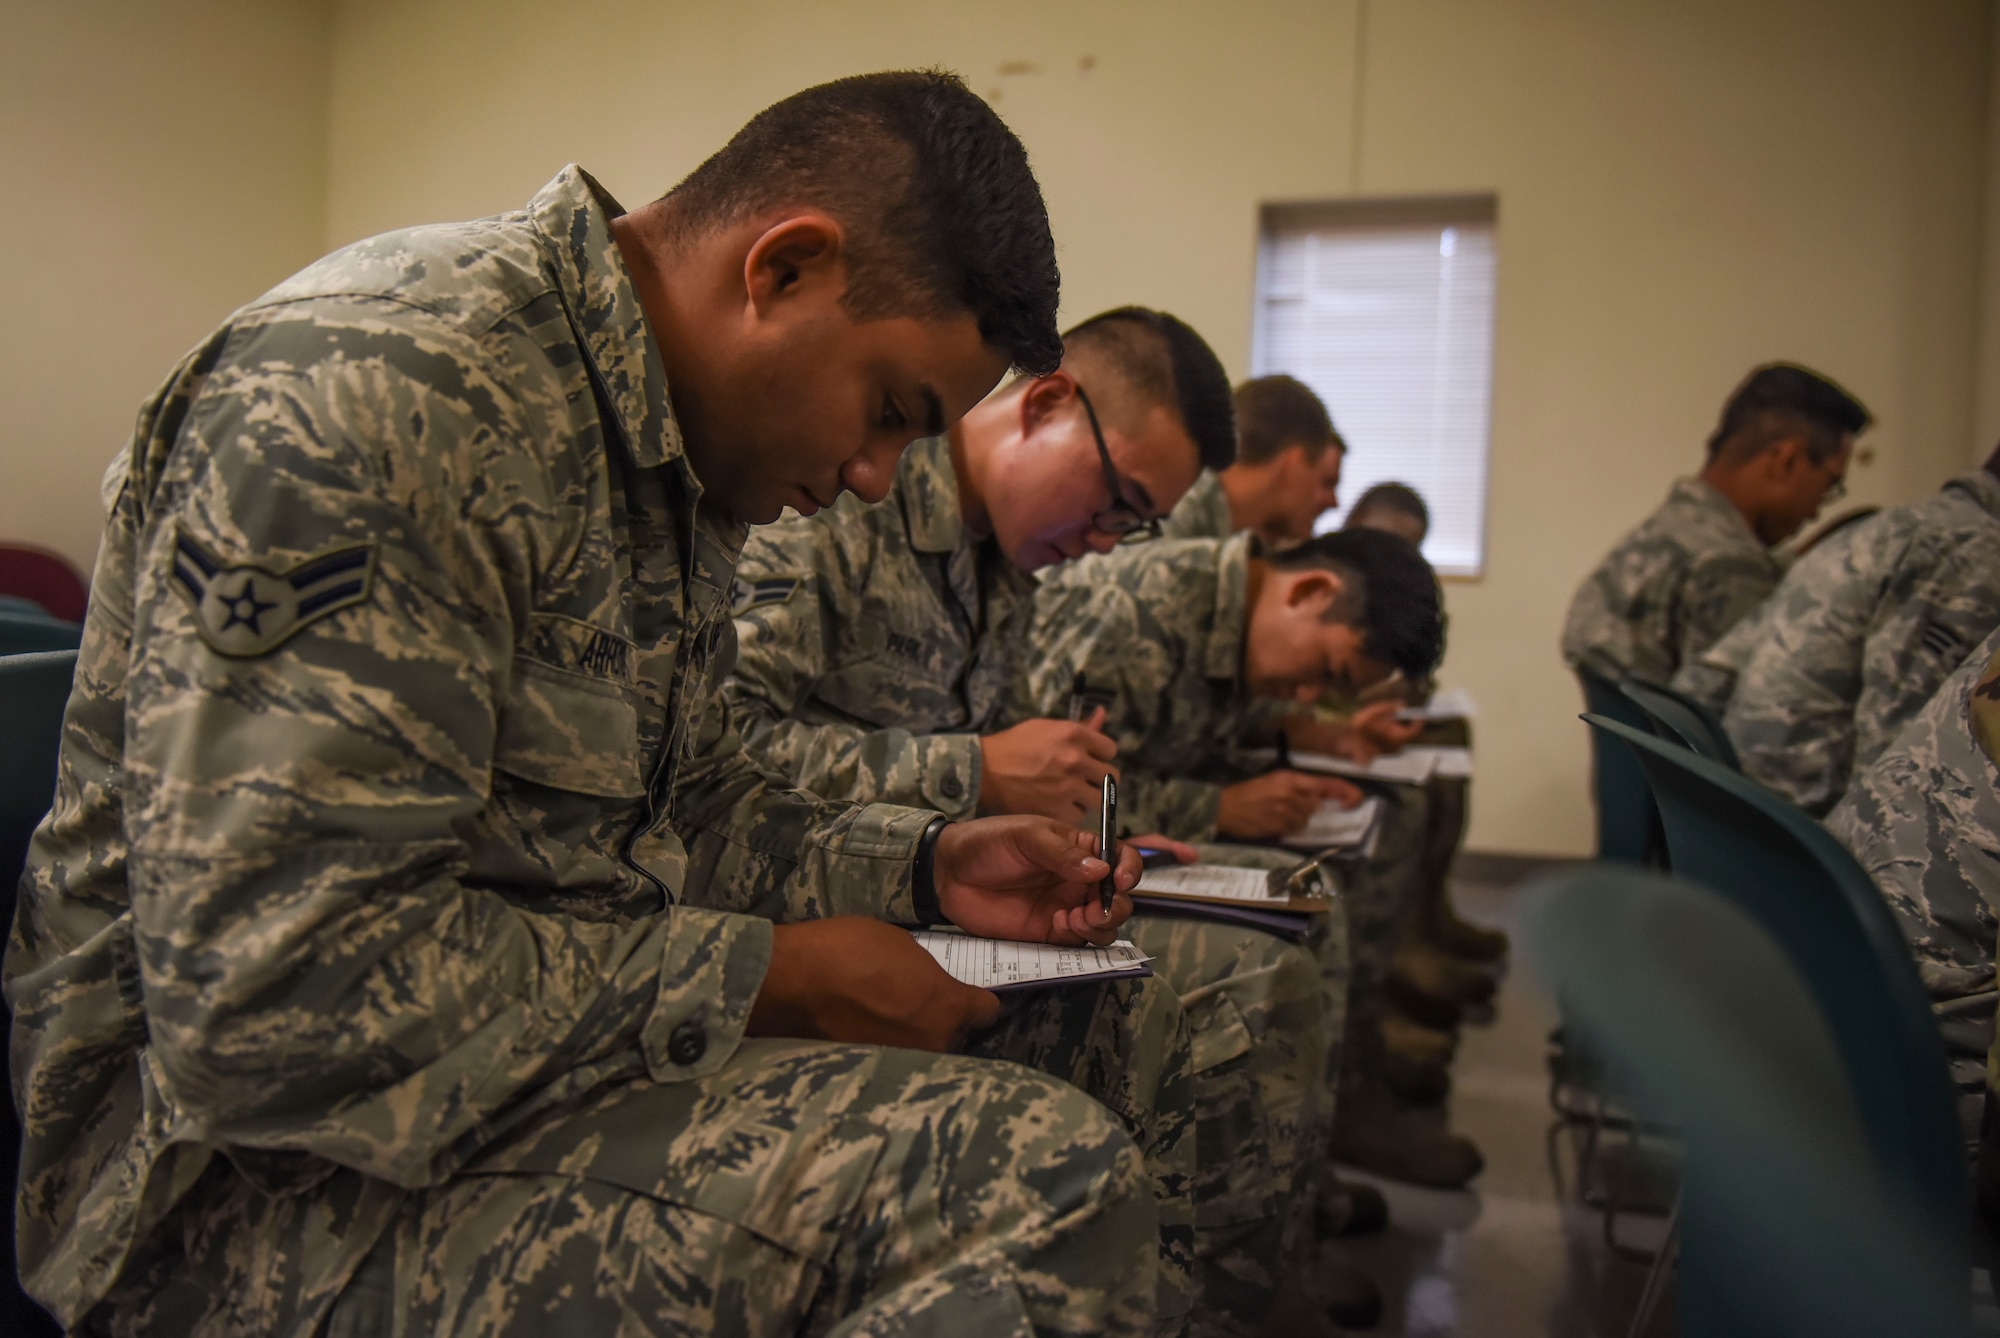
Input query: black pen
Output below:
<box><xmin>1067</xmin><ymin>671</ymin><xmax>1089</xmax><ymax>723</ymax></box>
<box><xmin>1098</xmin><ymin>773</ymin><xmax>1118</xmax><ymax>918</ymax></box>
<box><xmin>1275</xmin><ymin>729</ymin><xmax>1293</xmax><ymax>771</ymax></box>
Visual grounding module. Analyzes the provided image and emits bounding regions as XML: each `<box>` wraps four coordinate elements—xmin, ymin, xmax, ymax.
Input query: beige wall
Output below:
<box><xmin>9</xmin><ymin>0</ymin><xmax>1994</xmax><ymax>854</ymax></box>
<box><xmin>323</xmin><ymin>0</ymin><xmax>1996</xmax><ymax>856</ymax></box>
<box><xmin>0</xmin><ymin>0</ymin><xmax>332</xmax><ymax>576</ymax></box>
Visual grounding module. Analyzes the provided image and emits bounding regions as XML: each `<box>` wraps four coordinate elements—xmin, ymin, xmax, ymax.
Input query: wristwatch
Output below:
<box><xmin>912</xmin><ymin>815</ymin><xmax>952</xmax><ymax>925</ymax></box>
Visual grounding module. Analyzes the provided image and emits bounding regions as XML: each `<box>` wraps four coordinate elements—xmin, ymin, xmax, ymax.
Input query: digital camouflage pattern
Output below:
<box><xmin>725</xmin><ymin>435</ymin><xmax>1038</xmax><ymax>818</ymax></box>
<box><xmin>1158</xmin><ymin>469</ymin><xmax>1232</xmax><ymax>541</ymax></box>
<box><xmin>1560</xmin><ymin>476</ymin><xmax>1783</xmax><ymax>684</ymax></box>
<box><xmin>1703</xmin><ymin>471</ymin><xmax>2000</xmax><ymax>816</ymax></box>
<box><xmin>1826</xmin><ymin>626</ymin><xmax>2000</xmax><ymax>990</ymax></box>
<box><xmin>1124</xmin><ymin>913</ymin><xmax>1322</xmax><ymax>1336</ymax></box>
<box><xmin>719</xmin><ymin>459</ymin><xmax>1319</xmax><ymax>1331</ymax></box>
<box><xmin>5</xmin><ymin>168</ymin><xmax>1163</xmax><ymax>1336</ymax></box>
<box><xmin>97</xmin><ymin>1040</ymin><xmax>1159</xmax><ymax>1338</ymax></box>
<box><xmin>1005</xmin><ymin>536</ymin><xmax>1264</xmax><ymax>840</ymax></box>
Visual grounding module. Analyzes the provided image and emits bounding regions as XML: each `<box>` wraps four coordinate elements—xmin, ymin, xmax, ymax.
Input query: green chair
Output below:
<box><xmin>1581</xmin><ymin>713</ymin><xmax>1963</xmax><ymax>1224</ymax></box>
<box><xmin>1521</xmin><ymin>865</ymin><xmax>1972</xmax><ymax>1337</ymax></box>
<box><xmin>1618</xmin><ymin>677</ymin><xmax>1740</xmax><ymax>770</ymax></box>
<box><xmin>1576</xmin><ymin>667</ymin><xmax>1666</xmax><ymax>865</ymax></box>
<box><xmin>0</xmin><ymin>611</ymin><xmax>81</xmax><ymax>656</ymax></box>
<box><xmin>0</xmin><ymin>650</ymin><xmax>76</xmax><ymax>1338</ymax></box>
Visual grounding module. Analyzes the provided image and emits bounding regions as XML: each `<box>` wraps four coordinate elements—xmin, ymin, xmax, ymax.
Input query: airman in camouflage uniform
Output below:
<box><xmin>1673</xmin><ymin>465</ymin><xmax>2000</xmax><ymax>815</ymax></box>
<box><xmin>1560</xmin><ymin>476</ymin><xmax>1785</xmax><ymax>685</ymax></box>
<box><xmin>4</xmin><ymin>161</ymin><xmax>1187</xmax><ymax>1336</ymax></box>
<box><xmin>1826</xmin><ymin>625</ymin><xmax>2000</xmax><ymax>991</ymax></box>
<box><xmin>1006</xmin><ymin>535</ymin><xmax>1481</xmax><ymax>1192</ymax></box>
<box><xmin>726</xmin><ymin>436</ymin><xmax>1314</xmax><ymax>1335</ymax></box>
<box><xmin>1160</xmin><ymin>468</ymin><xmax>1232</xmax><ymax>541</ymax></box>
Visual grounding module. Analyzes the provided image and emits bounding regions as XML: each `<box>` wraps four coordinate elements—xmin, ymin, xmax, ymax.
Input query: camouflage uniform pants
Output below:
<box><xmin>91</xmin><ymin>1036</ymin><xmax>1160</xmax><ymax>1338</ymax></box>
<box><xmin>1128</xmin><ymin>889</ymin><xmax>1327</xmax><ymax>1337</ymax></box>
<box><xmin>965</xmin><ymin>975</ymin><xmax>1197</xmax><ymax>1331</ymax></box>
<box><xmin>1327</xmin><ymin>782</ymin><xmax>1434</xmax><ymax>1093</ymax></box>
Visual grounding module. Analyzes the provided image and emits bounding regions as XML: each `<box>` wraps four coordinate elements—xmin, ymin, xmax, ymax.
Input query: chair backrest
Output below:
<box><xmin>0</xmin><ymin>650</ymin><xmax>76</xmax><ymax>897</ymax></box>
<box><xmin>1521</xmin><ymin>865</ymin><xmax>1972</xmax><ymax>1338</ymax></box>
<box><xmin>0</xmin><ymin>612</ymin><xmax>82</xmax><ymax>656</ymax></box>
<box><xmin>0</xmin><ymin>544</ymin><xmax>88</xmax><ymax>624</ymax></box>
<box><xmin>1575</xmin><ymin>667</ymin><xmax>1665</xmax><ymax>864</ymax></box>
<box><xmin>1581</xmin><ymin>712</ymin><xmax>1963</xmax><ymax>1225</ymax></box>
<box><xmin>0</xmin><ymin>650</ymin><xmax>74</xmax><ymax>1338</ymax></box>
<box><xmin>1618</xmin><ymin>676</ymin><xmax>1741</xmax><ymax>769</ymax></box>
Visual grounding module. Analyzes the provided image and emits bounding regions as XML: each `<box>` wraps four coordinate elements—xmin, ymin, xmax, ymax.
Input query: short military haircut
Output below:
<box><xmin>1268</xmin><ymin>528</ymin><xmax>1446</xmax><ymax>682</ymax></box>
<box><xmin>1705</xmin><ymin>363</ymin><xmax>1872</xmax><ymax>467</ymax></box>
<box><xmin>1234</xmin><ymin>375</ymin><xmax>1343</xmax><ymax>465</ymax></box>
<box><xmin>663</xmin><ymin>70</ymin><xmax>1062</xmax><ymax>374</ymax></box>
<box><xmin>1346</xmin><ymin>482</ymin><xmax>1430</xmax><ymax>540</ymax></box>
<box><xmin>1060</xmin><ymin>307</ymin><xmax>1236</xmax><ymax>472</ymax></box>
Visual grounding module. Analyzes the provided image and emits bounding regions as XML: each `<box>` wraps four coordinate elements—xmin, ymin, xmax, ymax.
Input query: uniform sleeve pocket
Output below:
<box><xmin>492</xmin><ymin>657</ymin><xmax>647</xmax><ymax>798</ymax></box>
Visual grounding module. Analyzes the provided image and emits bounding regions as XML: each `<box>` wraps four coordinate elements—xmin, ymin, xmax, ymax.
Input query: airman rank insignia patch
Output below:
<box><xmin>171</xmin><ymin>528</ymin><xmax>377</xmax><ymax>658</ymax></box>
<box><xmin>730</xmin><ymin>574</ymin><xmax>802</xmax><ymax>616</ymax></box>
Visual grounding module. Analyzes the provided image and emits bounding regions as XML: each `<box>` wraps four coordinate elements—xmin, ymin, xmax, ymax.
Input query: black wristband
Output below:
<box><xmin>912</xmin><ymin>816</ymin><xmax>952</xmax><ymax>925</ymax></box>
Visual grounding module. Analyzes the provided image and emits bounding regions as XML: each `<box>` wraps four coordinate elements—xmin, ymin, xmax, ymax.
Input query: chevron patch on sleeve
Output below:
<box><xmin>170</xmin><ymin>528</ymin><xmax>378</xmax><ymax>658</ymax></box>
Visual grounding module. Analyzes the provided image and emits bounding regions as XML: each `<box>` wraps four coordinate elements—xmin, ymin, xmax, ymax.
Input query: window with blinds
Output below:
<box><xmin>1251</xmin><ymin>198</ymin><xmax>1498</xmax><ymax>576</ymax></box>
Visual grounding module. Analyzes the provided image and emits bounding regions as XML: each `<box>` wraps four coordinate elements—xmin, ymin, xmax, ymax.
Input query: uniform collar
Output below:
<box><xmin>529</xmin><ymin>165</ymin><xmax>687</xmax><ymax>474</ymax></box>
<box><xmin>1945</xmin><ymin>468</ymin><xmax>2000</xmax><ymax>521</ymax></box>
<box><xmin>1206</xmin><ymin>533</ymin><xmax>1255</xmax><ymax>681</ymax></box>
<box><xmin>1673</xmin><ymin>475</ymin><xmax>1764</xmax><ymax>547</ymax></box>
<box><xmin>900</xmin><ymin>436</ymin><xmax>968</xmax><ymax>554</ymax></box>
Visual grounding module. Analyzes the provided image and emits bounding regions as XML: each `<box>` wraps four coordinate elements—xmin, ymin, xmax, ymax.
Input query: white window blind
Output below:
<box><xmin>1251</xmin><ymin>203</ymin><xmax>1497</xmax><ymax>576</ymax></box>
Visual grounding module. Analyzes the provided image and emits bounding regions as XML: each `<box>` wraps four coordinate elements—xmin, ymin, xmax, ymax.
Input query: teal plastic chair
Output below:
<box><xmin>1618</xmin><ymin>677</ymin><xmax>1740</xmax><ymax>770</ymax></box>
<box><xmin>0</xmin><ymin>611</ymin><xmax>81</xmax><ymax>656</ymax></box>
<box><xmin>1581</xmin><ymin>713</ymin><xmax>1963</xmax><ymax>1224</ymax></box>
<box><xmin>1522</xmin><ymin>865</ymin><xmax>1973</xmax><ymax>1338</ymax></box>
<box><xmin>1576</xmin><ymin>668</ymin><xmax>1667</xmax><ymax>865</ymax></box>
<box><xmin>0</xmin><ymin>650</ymin><xmax>75</xmax><ymax>1337</ymax></box>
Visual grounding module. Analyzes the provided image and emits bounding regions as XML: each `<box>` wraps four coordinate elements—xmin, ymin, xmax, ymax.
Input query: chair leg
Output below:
<box><xmin>1627</xmin><ymin>1188</ymin><xmax>1682</xmax><ymax>1338</ymax></box>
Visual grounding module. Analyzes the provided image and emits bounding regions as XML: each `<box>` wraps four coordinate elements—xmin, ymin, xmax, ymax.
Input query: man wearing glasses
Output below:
<box><xmin>722</xmin><ymin>309</ymin><xmax>1368</xmax><ymax>1334</ymax></box>
<box><xmin>1561</xmin><ymin>362</ymin><xmax>1870</xmax><ymax>686</ymax></box>
<box><xmin>723</xmin><ymin>307</ymin><xmax>1229</xmax><ymax>825</ymax></box>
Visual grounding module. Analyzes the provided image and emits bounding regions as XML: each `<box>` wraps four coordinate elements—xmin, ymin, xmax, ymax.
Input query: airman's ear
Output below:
<box><xmin>1018</xmin><ymin>370</ymin><xmax>1077</xmax><ymax>435</ymax></box>
<box><xmin>744</xmin><ymin>214</ymin><xmax>846</xmax><ymax>315</ymax></box>
<box><xmin>1285</xmin><ymin>568</ymin><xmax>1342</xmax><ymax>616</ymax></box>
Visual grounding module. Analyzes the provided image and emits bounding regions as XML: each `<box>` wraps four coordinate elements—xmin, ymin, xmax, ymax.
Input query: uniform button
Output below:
<box><xmin>667</xmin><ymin>1020</ymin><xmax>707</xmax><ymax>1067</ymax></box>
<box><xmin>940</xmin><ymin>775</ymin><xmax>964</xmax><ymax>800</ymax></box>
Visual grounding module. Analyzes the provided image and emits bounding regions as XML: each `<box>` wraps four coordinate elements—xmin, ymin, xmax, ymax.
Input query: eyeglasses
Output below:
<box><xmin>1075</xmin><ymin>385</ymin><xmax>1161</xmax><ymax>539</ymax></box>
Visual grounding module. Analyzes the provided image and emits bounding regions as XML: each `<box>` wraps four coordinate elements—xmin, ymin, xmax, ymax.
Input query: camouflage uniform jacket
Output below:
<box><xmin>1714</xmin><ymin>470</ymin><xmax>2000</xmax><ymax>815</ymax></box>
<box><xmin>723</xmin><ymin>435</ymin><xmax>1037</xmax><ymax>817</ymax></box>
<box><xmin>1003</xmin><ymin>535</ymin><xmax>1261</xmax><ymax>840</ymax></box>
<box><xmin>1827</xmin><ymin>626</ymin><xmax>2000</xmax><ymax>984</ymax></box>
<box><xmin>3</xmin><ymin>167</ymin><xmax>934</xmax><ymax>1328</ymax></box>
<box><xmin>1560</xmin><ymin>476</ymin><xmax>1782</xmax><ymax>683</ymax></box>
<box><xmin>1159</xmin><ymin>468</ymin><xmax>1233</xmax><ymax>540</ymax></box>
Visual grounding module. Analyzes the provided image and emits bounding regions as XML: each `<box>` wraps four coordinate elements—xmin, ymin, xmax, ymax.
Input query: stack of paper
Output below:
<box><xmin>911</xmin><ymin>929</ymin><xmax>1153</xmax><ymax>992</ymax></box>
<box><xmin>1395</xmin><ymin>687</ymin><xmax>1477</xmax><ymax>722</ymax></box>
<box><xmin>1136</xmin><ymin>863</ymin><xmax>1330</xmax><ymax>911</ymax></box>
<box><xmin>1252</xmin><ymin>745</ymin><xmax>1472</xmax><ymax>785</ymax></box>
<box><xmin>1283</xmin><ymin>794</ymin><xmax>1384</xmax><ymax>852</ymax></box>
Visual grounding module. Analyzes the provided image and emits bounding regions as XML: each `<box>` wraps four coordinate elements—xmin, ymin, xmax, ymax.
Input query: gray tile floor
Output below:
<box><xmin>1326</xmin><ymin>867</ymin><xmax>1677</xmax><ymax>1337</ymax></box>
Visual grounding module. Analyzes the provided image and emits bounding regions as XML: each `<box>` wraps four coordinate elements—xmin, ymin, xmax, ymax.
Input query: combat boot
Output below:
<box><xmin>1382</xmin><ymin>968</ymin><xmax>1463</xmax><ymax>1031</ymax></box>
<box><xmin>1381</xmin><ymin>1049</ymin><xmax>1451</xmax><ymax>1106</ymax></box>
<box><xmin>1393</xmin><ymin>939</ymin><xmax>1497</xmax><ymax>1006</ymax></box>
<box><xmin>1331</xmin><ymin>1086</ymin><xmax>1484</xmax><ymax>1189</ymax></box>
<box><xmin>1423</xmin><ymin>898</ymin><xmax>1510</xmax><ymax>962</ymax></box>
<box><xmin>1381</xmin><ymin>1008</ymin><xmax>1456</xmax><ymax>1067</ymax></box>
<box><xmin>1313</xmin><ymin>1168</ymin><xmax>1390</xmax><ymax>1237</ymax></box>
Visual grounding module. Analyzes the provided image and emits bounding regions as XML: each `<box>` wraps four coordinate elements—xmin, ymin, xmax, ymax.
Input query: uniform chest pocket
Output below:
<box><xmin>493</xmin><ymin>656</ymin><xmax>648</xmax><ymax>798</ymax></box>
<box><xmin>814</xmin><ymin>653</ymin><xmax>964</xmax><ymax>730</ymax></box>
